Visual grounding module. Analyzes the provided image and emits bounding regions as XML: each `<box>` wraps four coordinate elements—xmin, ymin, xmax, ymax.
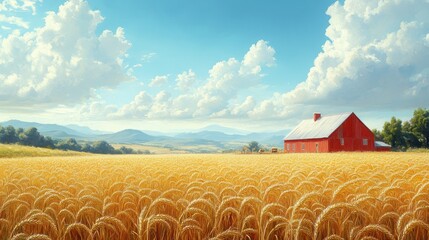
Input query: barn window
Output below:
<box><xmin>292</xmin><ymin>144</ymin><xmax>296</xmax><ymax>152</ymax></box>
<box><xmin>363</xmin><ymin>139</ymin><xmax>368</xmax><ymax>146</ymax></box>
<box><xmin>286</xmin><ymin>144</ymin><xmax>290</xmax><ymax>151</ymax></box>
<box><xmin>301</xmin><ymin>143</ymin><xmax>305</xmax><ymax>151</ymax></box>
<box><xmin>340</xmin><ymin>138</ymin><xmax>344</xmax><ymax>146</ymax></box>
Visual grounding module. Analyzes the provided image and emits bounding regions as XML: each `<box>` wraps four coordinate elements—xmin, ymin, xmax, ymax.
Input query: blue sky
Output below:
<box><xmin>0</xmin><ymin>0</ymin><xmax>428</xmax><ymax>132</ymax></box>
<box><xmin>59</xmin><ymin>0</ymin><xmax>334</xmax><ymax>105</ymax></box>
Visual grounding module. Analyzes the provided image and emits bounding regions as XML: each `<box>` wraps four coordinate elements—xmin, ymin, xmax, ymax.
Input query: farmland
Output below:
<box><xmin>1</xmin><ymin>152</ymin><xmax>429</xmax><ymax>239</ymax></box>
<box><xmin>0</xmin><ymin>144</ymin><xmax>86</xmax><ymax>158</ymax></box>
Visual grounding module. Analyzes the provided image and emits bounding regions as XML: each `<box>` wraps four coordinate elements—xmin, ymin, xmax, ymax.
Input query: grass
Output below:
<box><xmin>0</xmin><ymin>152</ymin><xmax>429</xmax><ymax>239</ymax></box>
<box><xmin>407</xmin><ymin>148</ymin><xmax>429</xmax><ymax>153</ymax></box>
<box><xmin>0</xmin><ymin>143</ymin><xmax>87</xmax><ymax>158</ymax></box>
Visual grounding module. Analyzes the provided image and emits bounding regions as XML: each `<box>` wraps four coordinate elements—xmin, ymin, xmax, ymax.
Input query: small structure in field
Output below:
<box><xmin>271</xmin><ymin>147</ymin><xmax>278</xmax><ymax>153</ymax></box>
<box><xmin>284</xmin><ymin>112</ymin><xmax>390</xmax><ymax>153</ymax></box>
<box><xmin>258</xmin><ymin>149</ymin><xmax>265</xmax><ymax>154</ymax></box>
<box><xmin>375</xmin><ymin>141</ymin><xmax>391</xmax><ymax>152</ymax></box>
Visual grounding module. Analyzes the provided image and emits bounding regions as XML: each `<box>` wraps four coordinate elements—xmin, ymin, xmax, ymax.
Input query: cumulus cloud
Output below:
<box><xmin>250</xmin><ymin>0</ymin><xmax>429</xmax><ymax>119</ymax></box>
<box><xmin>176</xmin><ymin>69</ymin><xmax>196</xmax><ymax>90</ymax></box>
<box><xmin>149</xmin><ymin>75</ymin><xmax>169</xmax><ymax>87</ymax></box>
<box><xmin>114</xmin><ymin>91</ymin><xmax>152</xmax><ymax>119</ymax></box>
<box><xmin>79</xmin><ymin>99</ymin><xmax>117</xmax><ymax>120</ymax></box>
<box><xmin>80</xmin><ymin>0</ymin><xmax>429</xmax><ymax>124</ymax></box>
<box><xmin>113</xmin><ymin>40</ymin><xmax>276</xmax><ymax>119</ymax></box>
<box><xmin>0</xmin><ymin>0</ymin><xmax>132</xmax><ymax>106</ymax></box>
<box><xmin>194</xmin><ymin>40</ymin><xmax>275</xmax><ymax>116</ymax></box>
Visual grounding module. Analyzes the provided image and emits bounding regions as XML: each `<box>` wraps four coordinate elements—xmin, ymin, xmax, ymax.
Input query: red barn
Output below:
<box><xmin>284</xmin><ymin>112</ymin><xmax>377</xmax><ymax>153</ymax></box>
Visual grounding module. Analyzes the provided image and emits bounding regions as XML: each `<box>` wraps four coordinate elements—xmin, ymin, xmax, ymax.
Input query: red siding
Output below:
<box><xmin>328</xmin><ymin>113</ymin><xmax>375</xmax><ymax>152</ymax></box>
<box><xmin>284</xmin><ymin>139</ymin><xmax>329</xmax><ymax>153</ymax></box>
<box><xmin>375</xmin><ymin>146</ymin><xmax>391</xmax><ymax>152</ymax></box>
<box><xmin>284</xmin><ymin>113</ymin><xmax>375</xmax><ymax>153</ymax></box>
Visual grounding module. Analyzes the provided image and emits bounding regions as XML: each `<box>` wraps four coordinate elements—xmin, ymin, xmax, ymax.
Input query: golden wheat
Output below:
<box><xmin>0</xmin><ymin>153</ymin><xmax>429</xmax><ymax>239</ymax></box>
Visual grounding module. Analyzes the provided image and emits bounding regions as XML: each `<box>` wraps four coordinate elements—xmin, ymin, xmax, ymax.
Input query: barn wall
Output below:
<box><xmin>375</xmin><ymin>147</ymin><xmax>391</xmax><ymax>152</ymax></box>
<box><xmin>328</xmin><ymin>113</ymin><xmax>375</xmax><ymax>152</ymax></box>
<box><xmin>284</xmin><ymin>139</ymin><xmax>329</xmax><ymax>153</ymax></box>
<box><xmin>284</xmin><ymin>113</ymin><xmax>377</xmax><ymax>153</ymax></box>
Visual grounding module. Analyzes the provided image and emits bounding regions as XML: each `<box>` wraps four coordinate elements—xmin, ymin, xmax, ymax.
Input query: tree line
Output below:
<box><xmin>0</xmin><ymin>126</ymin><xmax>147</xmax><ymax>154</ymax></box>
<box><xmin>372</xmin><ymin>108</ymin><xmax>429</xmax><ymax>150</ymax></box>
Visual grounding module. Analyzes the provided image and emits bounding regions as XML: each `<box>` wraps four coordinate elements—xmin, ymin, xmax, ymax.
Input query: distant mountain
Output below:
<box><xmin>99</xmin><ymin>129</ymin><xmax>158</xmax><ymax>143</ymax></box>
<box><xmin>66</xmin><ymin>124</ymin><xmax>109</xmax><ymax>135</ymax></box>
<box><xmin>176</xmin><ymin>131</ymin><xmax>243</xmax><ymax>142</ymax></box>
<box><xmin>176</xmin><ymin>129</ymin><xmax>288</xmax><ymax>147</ymax></box>
<box><xmin>0</xmin><ymin>119</ymin><xmax>288</xmax><ymax>151</ymax></box>
<box><xmin>0</xmin><ymin>120</ymin><xmax>87</xmax><ymax>139</ymax></box>
<box><xmin>139</xmin><ymin>130</ymin><xmax>177</xmax><ymax>137</ymax></box>
<box><xmin>196</xmin><ymin>124</ymin><xmax>249</xmax><ymax>135</ymax></box>
<box><xmin>42</xmin><ymin>130</ymin><xmax>82</xmax><ymax>139</ymax></box>
<box><xmin>244</xmin><ymin>130</ymin><xmax>288</xmax><ymax>147</ymax></box>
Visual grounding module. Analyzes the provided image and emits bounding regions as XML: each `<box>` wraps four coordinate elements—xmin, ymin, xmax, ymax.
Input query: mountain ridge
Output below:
<box><xmin>1</xmin><ymin>120</ymin><xmax>288</xmax><ymax>151</ymax></box>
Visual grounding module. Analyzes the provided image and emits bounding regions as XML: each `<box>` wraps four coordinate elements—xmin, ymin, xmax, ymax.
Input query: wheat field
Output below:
<box><xmin>1</xmin><ymin>153</ymin><xmax>429</xmax><ymax>240</ymax></box>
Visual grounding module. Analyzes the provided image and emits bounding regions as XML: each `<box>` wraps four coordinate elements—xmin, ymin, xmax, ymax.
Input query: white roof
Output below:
<box><xmin>375</xmin><ymin>141</ymin><xmax>391</xmax><ymax>147</ymax></box>
<box><xmin>284</xmin><ymin>112</ymin><xmax>353</xmax><ymax>140</ymax></box>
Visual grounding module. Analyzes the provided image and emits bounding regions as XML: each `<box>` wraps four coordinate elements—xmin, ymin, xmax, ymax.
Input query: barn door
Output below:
<box><xmin>316</xmin><ymin>143</ymin><xmax>319</xmax><ymax>153</ymax></box>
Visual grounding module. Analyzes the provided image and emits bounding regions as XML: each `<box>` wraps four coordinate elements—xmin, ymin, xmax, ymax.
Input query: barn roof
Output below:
<box><xmin>375</xmin><ymin>141</ymin><xmax>391</xmax><ymax>147</ymax></box>
<box><xmin>284</xmin><ymin>112</ymin><xmax>353</xmax><ymax>140</ymax></box>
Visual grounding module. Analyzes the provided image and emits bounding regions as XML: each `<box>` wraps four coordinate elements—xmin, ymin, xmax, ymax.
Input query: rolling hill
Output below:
<box><xmin>1</xmin><ymin>120</ymin><xmax>87</xmax><ymax>139</ymax></box>
<box><xmin>99</xmin><ymin>129</ymin><xmax>159</xmax><ymax>143</ymax></box>
<box><xmin>0</xmin><ymin>120</ymin><xmax>288</xmax><ymax>152</ymax></box>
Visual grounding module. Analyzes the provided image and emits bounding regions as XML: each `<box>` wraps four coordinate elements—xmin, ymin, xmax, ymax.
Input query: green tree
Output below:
<box><xmin>382</xmin><ymin>117</ymin><xmax>405</xmax><ymax>149</ymax></box>
<box><xmin>372</xmin><ymin>128</ymin><xmax>384</xmax><ymax>141</ymax></box>
<box><xmin>0</xmin><ymin>126</ymin><xmax>5</xmax><ymax>143</ymax></box>
<box><xmin>0</xmin><ymin>126</ymin><xmax>19</xmax><ymax>143</ymax></box>
<box><xmin>16</xmin><ymin>128</ymin><xmax>24</xmax><ymax>135</ymax></box>
<box><xmin>92</xmin><ymin>141</ymin><xmax>116</xmax><ymax>154</ymax></box>
<box><xmin>242</xmin><ymin>145</ymin><xmax>250</xmax><ymax>154</ymax></box>
<box><xmin>19</xmin><ymin>127</ymin><xmax>42</xmax><ymax>146</ymax></box>
<box><xmin>81</xmin><ymin>143</ymin><xmax>94</xmax><ymax>153</ymax></box>
<box><xmin>248</xmin><ymin>141</ymin><xmax>261</xmax><ymax>153</ymax></box>
<box><xmin>56</xmin><ymin>138</ymin><xmax>81</xmax><ymax>151</ymax></box>
<box><xmin>409</xmin><ymin>108</ymin><xmax>429</xmax><ymax>147</ymax></box>
<box><xmin>119</xmin><ymin>146</ymin><xmax>135</xmax><ymax>154</ymax></box>
<box><xmin>41</xmin><ymin>136</ymin><xmax>56</xmax><ymax>149</ymax></box>
<box><xmin>403</xmin><ymin>121</ymin><xmax>422</xmax><ymax>148</ymax></box>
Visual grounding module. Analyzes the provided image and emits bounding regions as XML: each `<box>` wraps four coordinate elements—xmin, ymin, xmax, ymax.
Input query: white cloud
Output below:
<box><xmin>0</xmin><ymin>0</ymin><xmax>41</xmax><ymax>29</ymax></box>
<box><xmin>113</xmin><ymin>40</ymin><xmax>276</xmax><ymax>119</ymax></box>
<box><xmin>251</xmin><ymin>0</ymin><xmax>429</xmax><ymax>118</ymax></box>
<box><xmin>0</xmin><ymin>0</ymin><xmax>40</xmax><ymax>14</ymax></box>
<box><xmin>115</xmin><ymin>91</ymin><xmax>152</xmax><ymax>119</ymax></box>
<box><xmin>0</xmin><ymin>0</ymin><xmax>132</xmax><ymax>106</ymax></box>
<box><xmin>194</xmin><ymin>40</ymin><xmax>275</xmax><ymax>116</ymax></box>
<box><xmin>241</xmin><ymin>39</ymin><xmax>276</xmax><ymax>75</ymax></box>
<box><xmin>149</xmin><ymin>75</ymin><xmax>169</xmax><ymax>87</ymax></box>
<box><xmin>176</xmin><ymin>69</ymin><xmax>196</xmax><ymax>90</ymax></box>
<box><xmin>78</xmin><ymin>0</ymin><xmax>429</xmax><ymax>125</ymax></box>
<box><xmin>230</xmin><ymin>96</ymin><xmax>256</xmax><ymax>116</ymax></box>
<box><xmin>146</xmin><ymin>0</ymin><xmax>427</xmax><ymax>124</ymax></box>
<box><xmin>142</xmin><ymin>52</ymin><xmax>157</xmax><ymax>63</ymax></box>
<box><xmin>0</xmin><ymin>14</ymin><xmax>29</xmax><ymax>28</ymax></box>
<box><xmin>147</xmin><ymin>91</ymin><xmax>171</xmax><ymax>118</ymax></box>
<box><xmin>79</xmin><ymin>99</ymin><xmax>117</xmax><ymax>120</ymax></box>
